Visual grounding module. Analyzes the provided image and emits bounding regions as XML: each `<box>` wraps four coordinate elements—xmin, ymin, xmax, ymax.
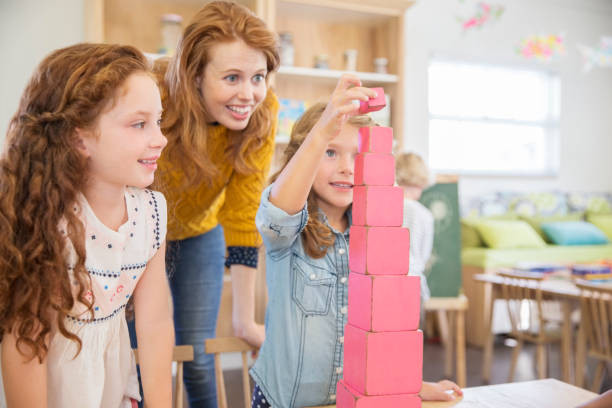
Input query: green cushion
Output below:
<box><xmin>586</xmin><ymin>214</ymin><xmax>612</xmax><ymax>241</ymax></box>
<box><xmin>461</xmin><ymin>214</ymin><xmax>518</xmax><ymax>248</ymax></box>
<box><xmin>540</xmin><ymin>221</ymin><xmax>609</xmax><ymax>246</ymax></box>
<box><xmin>462</xmin><ymin>244</ymin><xmax>612</xmax><ymax>268</ymax></box>
<box><xmin>475</xmin><ymin>220</ymin><xmax>547</xmax><ymax>249</ymax></box>
<box><xmin>520</xmin><ymin>212</ymin><xmax>584</xmax><ymax>242</ymax></box>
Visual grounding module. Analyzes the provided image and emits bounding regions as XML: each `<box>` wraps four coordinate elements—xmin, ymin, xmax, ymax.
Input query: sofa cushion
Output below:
<box><xmin>462</xmin><ymin>244</ymin><xmax>612</xmax><ymax>268</ymax></box>
<box><xmin>508</xmin><ymin>192</ymin><xmax>568</xmax><ymax>217</ymax></box>
<box><xmin>586</xmin><ymin>214</ymin><xmax>612</xmax><ymax>241</ymax></box>
<box><xmin>475</xmin><ymin>220</ymin><xmax>546</xmax><ymax>249</ymax></box>
<box><xmin>567</xmin><ymin>192</ymin><xmax>612</xmax><ymax>215</ymax></box>
<box><xmin>541</xmin><ymin>221</ymin><xmax>609</xmax><ymax>246</ymax></box>
<box><xmin>520</xmin><ymin>212</ymin><xmax>584</xmax><ymax>242</ymax></box>
<box><xmin>461</xmin><ymin>214</ymin><xmax>519</xmax><ymax>248</ymax></box>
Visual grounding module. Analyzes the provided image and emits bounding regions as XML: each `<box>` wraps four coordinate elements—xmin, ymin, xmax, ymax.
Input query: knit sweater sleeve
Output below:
<box><xmin>218</xmin><ymin>92</ymin><xmax>279</xmax><ymax>247</ymax></box>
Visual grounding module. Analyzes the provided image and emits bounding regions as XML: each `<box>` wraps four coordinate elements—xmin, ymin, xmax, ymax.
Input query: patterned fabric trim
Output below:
<box><xmin>147</xmin><ymin>189</ymin><xmax>162</xmax><ymax>251</ymax></box>
<box><xmin>67</xmin><ymin>302</ymin><xmax>129</xmax><ymax>325</ymax></box>
<box><xmin>225</xmin><ymin>246</ymin><xmax>258</xmax><ymax>268</ymax></box>
<box><xmin>85</xmin><ymin>263</ymin><xmax>147</xmax><ymax>279</ymax></box>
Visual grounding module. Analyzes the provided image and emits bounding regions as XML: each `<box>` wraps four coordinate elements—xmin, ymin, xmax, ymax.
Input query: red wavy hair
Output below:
<box><xmin>0</xmin><ymin>43</ymin><xmax>150</xmax><ymax>362</ymax></box>
<box><xmin>154</xmin><ymin>0</ymin><xmax>280</xmax><ymax>190</ymax></box>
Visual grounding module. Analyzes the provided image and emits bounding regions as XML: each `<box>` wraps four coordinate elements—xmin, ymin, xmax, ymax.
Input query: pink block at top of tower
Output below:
<box><xmin>359</xmin><ymin>87</ymin><xmax>386</xmax><ymax>114</ymax></box>
<box><xmin>358</xmin><ymin>126</ymin><xmax>393</xmax><ymax>154</ymax></box>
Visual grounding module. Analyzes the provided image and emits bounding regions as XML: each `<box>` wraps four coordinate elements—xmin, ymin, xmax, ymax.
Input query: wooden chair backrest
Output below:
<box><xmin>497</xmin><ymin>270</ymin><xmax>546</xmax><ymax>338</ymax></box>
<box><xmin>133</xmin><ymin>344</ymin><xmax>194</xmax><ymax>408</ymax></box>
<box><xmin>576</xmin><ymin>280</ymin><xmax>612</xmax><ymax>361</ymax></box>
<box><xmin>204</xmin><ymin>336</ymin><xmax>256</xmax><ymax>408</ymax></box>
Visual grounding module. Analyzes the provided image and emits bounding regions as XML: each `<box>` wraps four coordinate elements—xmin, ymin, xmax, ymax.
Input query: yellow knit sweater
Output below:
<box><xmin>157</xmin><ymin>93</ymin><xmax>278</xmax><ymax>246</ymax></box>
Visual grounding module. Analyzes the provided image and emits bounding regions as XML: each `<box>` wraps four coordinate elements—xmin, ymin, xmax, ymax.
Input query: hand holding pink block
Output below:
<box><xmin>349</xmin><ymin>226</ymin><xmax>410</xmax><ymax>275</ymax></box>
<box><xmin>336</xmin><ymin>380</ymin><xmax>421</xmax><ymax>408</ymax></box>
<box><xmin>352</xmin><ymin>186</ymin><xmax>403</xmax><ymax>227</ymax></box>
<box><xmin>354</xmin><ymin>153</ymin><xmax>395</xmax><ymax>186</ymax></box>
<box><xmin>359</xmin><ymin>87</ymin><xmax>386</xmax><ymax>113</ymax></box>
<box><xmin>348</xmin><ymin>274</ymin><xmax>421</xmax><ymax>332</ymax></box>
<box><xmin>358</xmin><ymin>127</ymin><xmax>393</xmax><ymax>154</ymax></box>
<box><xmin>343</xmin><ymin>324</ymin><xmax>423</xmax><ymax>395</ymax></box>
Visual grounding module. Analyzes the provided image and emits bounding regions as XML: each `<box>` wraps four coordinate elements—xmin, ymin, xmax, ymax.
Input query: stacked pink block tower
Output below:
<box><xmin>336</xmin><ymin>88</ymin><xmax>423</xmax><ymax>408</ymax></box>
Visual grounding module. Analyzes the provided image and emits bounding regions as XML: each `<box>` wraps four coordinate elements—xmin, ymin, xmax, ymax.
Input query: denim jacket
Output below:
<box><xmin>250</xmin><ymin>185</ymin><xmax>350</xmax><ymax>408</ymax></box>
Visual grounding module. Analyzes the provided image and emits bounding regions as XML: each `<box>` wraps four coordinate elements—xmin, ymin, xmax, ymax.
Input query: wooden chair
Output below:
<box><xmin>424</xmin><ymin>294</ymin><xmax>468</xmax><ymax>387</ymax></box>
<box><xmin>495</xmin><ymin>270</ymin><xmax>568</xmax><ymax>382</ymax></box>
<box><xmin>205</xmin><ymin>336</ymin><xmax>256</xmax><ymax>408</ymax></box>
<box><xmin>132</xmin><ymin>344</ymin><xmax>194</xmax><ymax>408</ymax></box>
<box><xmin>575</xmin><ymin>280</ymin><xmax>612</xmax><ymax>392</ymax></box>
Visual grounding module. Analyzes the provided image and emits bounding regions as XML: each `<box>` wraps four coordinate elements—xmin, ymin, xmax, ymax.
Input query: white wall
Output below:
<box><xmin>0</xmin><ymin>0</ymin><xmax>84</xmax><ymax>144</ymax></box>
<box><xmin>402</xmin><ymin>0</ymin><xmax>612</xmax><ymax>201</ymax></box>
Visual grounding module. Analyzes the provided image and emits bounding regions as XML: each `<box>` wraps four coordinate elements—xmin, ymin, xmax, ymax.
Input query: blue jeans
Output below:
<box><xmin>129</xmin><ymin>225</ymin><xmax>226</xmax><ymax>408</ymax></box>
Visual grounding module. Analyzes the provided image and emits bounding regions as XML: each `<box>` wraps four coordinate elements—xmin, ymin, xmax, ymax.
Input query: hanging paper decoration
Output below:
<box><xmin>517</xmin><ymin>34</ymin><xmax>565</xmax><ymax>61</ymax></box>
<box><xmin>578</xmin><ymin>36</ymin><xmax>612</xmax><ymax>72</ymax></box>
<box><xmin>458</xmin><ymin>2</ymin><xmax>505</xmax><ymax>31</ymax></box>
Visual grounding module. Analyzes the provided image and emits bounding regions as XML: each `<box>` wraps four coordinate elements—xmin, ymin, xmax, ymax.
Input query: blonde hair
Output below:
<box><xmin>271</xmin><ymin>102</ymin><xmax>375</xmax><ymax>259</ymax></box>
<box><xmin>395</xmin><ymin>152</ymin><xmax>430</xmax><ymax>188</ymax></box>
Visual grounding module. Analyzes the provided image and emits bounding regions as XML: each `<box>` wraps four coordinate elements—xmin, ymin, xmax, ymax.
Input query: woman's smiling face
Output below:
<box><xmin>199</xmin><ymin>39</ymin><xmax>268</xmax><ymax>130</ymax></box>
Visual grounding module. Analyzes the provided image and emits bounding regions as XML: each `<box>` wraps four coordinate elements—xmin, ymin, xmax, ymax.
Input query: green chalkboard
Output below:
<box><xmin>419</xmin><ymin>182</ymin><xmax>462</xmax><ymax>297</ymax></box>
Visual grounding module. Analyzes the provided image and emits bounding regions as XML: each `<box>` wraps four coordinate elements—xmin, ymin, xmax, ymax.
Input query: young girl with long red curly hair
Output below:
<box><xmin>0</xmin><ymin>43</ymin><xmax>174</xmax><ymax>408</ymax></box>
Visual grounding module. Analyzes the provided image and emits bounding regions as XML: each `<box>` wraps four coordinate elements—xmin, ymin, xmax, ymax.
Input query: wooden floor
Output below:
<box><xmin>189</xmin><ymin>335</ymin><xmax>612</xmax><ymax>407</ymax></box>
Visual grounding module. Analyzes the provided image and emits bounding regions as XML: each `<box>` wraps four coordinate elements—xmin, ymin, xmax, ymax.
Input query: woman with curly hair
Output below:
<box><xmin>0</xmin><ymin>43</ymin><xmax>173</xmax><ymax>407</ymax></box>
<box><xmin>135</xmin><ymin>2</ymin><xmax>279</xmax><ymax>406</ymax></box>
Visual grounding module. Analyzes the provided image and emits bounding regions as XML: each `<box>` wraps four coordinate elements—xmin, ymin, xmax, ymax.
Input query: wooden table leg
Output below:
<box><xmin>437</xmin><ymin>309</ymin><xmax>452</xmax><ymax>378</ymax></box>
<box><xmin>456</xmin><ymin>308</ymin><xmax>467</xmax><ymax>388</ymax></box>
<box><xmin>575</xmin><ymin>313</ymin><xmax>587</xmax><ymax>388</ymax></box>
<box><xmin>482</xmin><ymin>282</ymin><xmax>496</xmax><ymax>384</ymax></box>
<box><xmin>560</xmin><ymin>300</ymin><xmax>573</xmax><ymax>384</ymax></box>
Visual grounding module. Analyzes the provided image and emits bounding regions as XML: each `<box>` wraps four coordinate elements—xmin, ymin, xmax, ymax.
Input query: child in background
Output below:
<box><xmin>0</xmin><ymin>43</ymin><xmax>174</xmax><ymax>408</ymax></box>
<box><xmin>396</xmin><ymin>153</ymin><xmax>434</xmax><ymax>308</ymax></box>
<box><xmin>251</xmin><ymin>75</ymin><xmax>462</xmax><ymax>407</ymax></box>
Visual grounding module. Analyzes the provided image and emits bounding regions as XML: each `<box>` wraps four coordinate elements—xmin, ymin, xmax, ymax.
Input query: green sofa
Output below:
<box><xmin>460</xmin><ymin>191</ymin><xmax>612</xmax><ymax>346</ymax></box>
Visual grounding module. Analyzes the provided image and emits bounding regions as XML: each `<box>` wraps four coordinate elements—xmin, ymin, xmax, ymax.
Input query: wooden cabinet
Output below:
<box><xmin>84</xmin><ymin>0</ymin><xmax>412</xmax><ymax>149</ymax></box>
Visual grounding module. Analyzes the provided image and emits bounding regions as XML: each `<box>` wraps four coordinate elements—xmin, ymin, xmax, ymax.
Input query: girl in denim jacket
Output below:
<box><xmin>250</xmin><ymin>75</ymin><xmax>462</xmax><ymax>407</ymax></box>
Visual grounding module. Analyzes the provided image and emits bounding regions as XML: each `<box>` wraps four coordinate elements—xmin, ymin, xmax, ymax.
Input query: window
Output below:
<box><xmin>428</xmin><ymin>59</ymin><xmax>560</xmax><ymax>175</ymax></box>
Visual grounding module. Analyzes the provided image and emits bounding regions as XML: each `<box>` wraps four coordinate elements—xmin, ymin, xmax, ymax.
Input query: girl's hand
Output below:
<box><xmin>419</xmin><ymin>380</ymin><xmax>463</xmax><ymax>401</ymax></box>
<box><xmin>309</xmin><ymin>74</ymin><xmax>377</xmax><ymax>143</ymax></box>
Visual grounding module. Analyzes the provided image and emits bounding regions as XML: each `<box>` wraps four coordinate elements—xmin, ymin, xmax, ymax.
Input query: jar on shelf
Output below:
<box><xmin>279</xmin><ymin>32</ymin><xmax>294</xmax><ymax>66</ymax></box>
<box><xmin>343</xmin><ymin>49</ymin><xmax>358</xmax><ymax>71</ymax></box>
<box><xmin>314</xmin><ymin>54</ymin><xmax>329</xmax><ymax>69</ymax></box>
<box><xmin>373</xmin><ymin>57</ymin><xmax>388</xmax><ymax>74</ymax></box>
<box><xmin>158</xmin><ymin>13</ymin><xmax>183</xmax><ymax>56</ymax></box>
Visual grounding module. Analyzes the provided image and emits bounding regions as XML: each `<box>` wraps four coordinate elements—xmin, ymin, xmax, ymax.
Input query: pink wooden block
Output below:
<box><xmin>352</xmin><ymin>186</ymin><xmax>403</xmax><ymax>227</ymax></box>
<box><xmin>343</xmin><ymin>324</ymin><xmax>423</xmax><ymax>396</ymax></box>
<box><xmin>358</xmin><ymin>127</ymin><xmax>393</xmax><ymax>154</ymax></box>
<box><xmin>359</xmin><ymin>87</ymin><xmax>386</xmax><ymax>113</ymax></box>
<box><xmin>336</xmin><ymin>380</ymin><xmax>421</xmax><ymax>408</ymax></box>
<box><xmin>349</xmin><ymin>226</ymin><xmax>410</xmax><ymax>275</ymax></box>
<box><xmin>354</xmin><ymin>153</ymin><xmax>395</xmax><ymax>186</ymax></box>
<box><xmin>348</xmin><ymin>274</ymin><xmax>421</xmax><ymax>332</ymax></box>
